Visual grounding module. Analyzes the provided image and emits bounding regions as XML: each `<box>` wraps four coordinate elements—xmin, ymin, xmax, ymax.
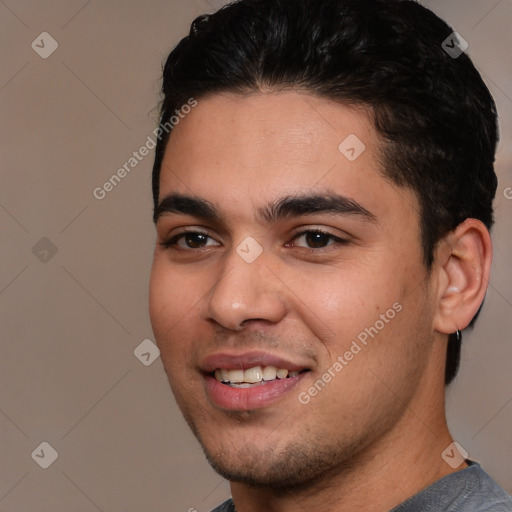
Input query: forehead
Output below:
<box><xmin>158</xmin><ymin>91</ymin><xmax>418</xmax><ymax>225</ymax></box>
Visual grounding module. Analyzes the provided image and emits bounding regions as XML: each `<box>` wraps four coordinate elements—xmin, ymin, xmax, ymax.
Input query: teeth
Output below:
<box><xmin>243</xmin><ymin>366</ymin><xmax>263</xmax><ymax>383</ymax></box>
<box><xmin>214</xmin><ymin>365</ymin><xmax>304</xmax><ymax>384</ymax></box>
<box><xmin>262</xmin><ymin>366</ymin><xmax>277</xmax><ymax>381</ymax></box>
<box><xmin>227</xmin><ymin>369</ymin><xmax>244</xmax><ymax>383</ymax></box>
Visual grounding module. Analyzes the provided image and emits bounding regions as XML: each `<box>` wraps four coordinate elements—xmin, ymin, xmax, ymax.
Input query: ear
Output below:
<box><xmin>433</xmin><ymin>218</ymin><xmax>493</xmax><ymax>335</ymax></box>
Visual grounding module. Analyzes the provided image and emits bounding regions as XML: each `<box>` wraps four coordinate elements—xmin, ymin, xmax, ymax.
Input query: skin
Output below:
<box><xmin>149</xmin><ymin>91</ymin><xmax>492</xmax><ymax>512</ymax></box>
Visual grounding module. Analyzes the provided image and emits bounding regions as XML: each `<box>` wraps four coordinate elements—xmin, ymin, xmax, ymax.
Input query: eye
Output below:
<box><xmin>160</xmin><ymin>231</ymin><xmax>220</xmax><ymax>250</ymax></box>
<box><xmin>288</xmin><ymin>229</ymin><xmax>348</xmax><ymax>250</ymax></box>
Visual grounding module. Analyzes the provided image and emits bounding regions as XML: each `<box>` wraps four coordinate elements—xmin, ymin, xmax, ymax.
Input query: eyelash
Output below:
<box><xmin>159</xmin><ymin>228</ymin><xmax>349</xmax><ymax>252</ymax></box>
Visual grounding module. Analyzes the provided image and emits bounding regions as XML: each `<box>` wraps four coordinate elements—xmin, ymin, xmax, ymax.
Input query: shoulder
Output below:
<box><xmin>463</xmin><ymin>463</ymin><xmax>512</xmax><ymax>511</ymax></box>
<box><xmin>210</xmin><ymin>498</ymin><xmax>235</xmax><ymax>512</ymax></box>
<box><xmin>210</xmin><ymin>466</ymin><xmax>512</xmax><ymax>512</ymax></box>
<box><xmin>392</xmin><ymin>461</ymin><xmax>512</xmax><ymax>512</ymax></box>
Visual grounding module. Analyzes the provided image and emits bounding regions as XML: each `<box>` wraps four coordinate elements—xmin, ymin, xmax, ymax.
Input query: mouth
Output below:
<box><xmin>201</xmin><ymin>351</ymin><xmax>313</xmax><ymax>411</ymax></box>
<box><xmin>211</xmin><ymin>366</ymin><xmax>310</xmax><ymax>388</ymax></box>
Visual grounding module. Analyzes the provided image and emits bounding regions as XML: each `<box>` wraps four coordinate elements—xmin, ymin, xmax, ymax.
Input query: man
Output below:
<box><xmin>148</xmin><ymin>0</ymin><xmax>512</xmax><ymax>510</ymax></box>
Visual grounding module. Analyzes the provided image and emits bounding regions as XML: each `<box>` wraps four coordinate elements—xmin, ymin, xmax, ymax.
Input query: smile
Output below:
<box><xmin>213</xmin><ymin>366</ymin><xmax>308</xmax><ymax>387</ymax></box>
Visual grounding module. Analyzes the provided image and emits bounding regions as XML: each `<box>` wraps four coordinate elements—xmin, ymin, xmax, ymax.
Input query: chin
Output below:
<box><xmin>199</xmin><ymin>435</ymin><xmax>357</xmax><ymax>492</ymax></box>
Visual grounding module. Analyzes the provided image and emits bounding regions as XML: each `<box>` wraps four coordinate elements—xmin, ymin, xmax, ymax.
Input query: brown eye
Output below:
<box><xmin>160</xmin><ymin>231</ymin><xmax>220</xmax><ymax>250</ymax></box>
<box><xmin>303</xmin><ymin>231</ymin><xmax>332</xmax><ymax>248</ymax></box>
<box><xmin>290</xmin><ymin>230</ymin><xmax>346</xmax><ymax>249</ymax></box>
<box><xmin>182</xmin><ymin>233</ymin><xmax>209</xmax><ymax>248</ymax></box>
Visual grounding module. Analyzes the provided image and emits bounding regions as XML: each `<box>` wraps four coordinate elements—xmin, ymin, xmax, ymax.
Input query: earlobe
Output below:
<box><xmin>433</xmin><ymin>219</ymin><xmax>493</xmax><ymax>335</ymax></box>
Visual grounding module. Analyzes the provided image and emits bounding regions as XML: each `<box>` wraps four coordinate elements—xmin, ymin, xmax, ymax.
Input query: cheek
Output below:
<box><xmin>149</xmin><ymin>255</ymin><xmax>204</xmax><ymax>319</ymax></box>
<box><xmin>148</xmin><ymin>260</ymin><xmax>201</xmax><ymax>362</ymax></box>
<box><xmin>297</xmin><ymin>296</ymin><xmax>430</xmax><ymax>434</ymax></box>
<box><xmin>284</xmin><ymin>260</ymin><xmax>403</xmax><ymax>342</ymax></box>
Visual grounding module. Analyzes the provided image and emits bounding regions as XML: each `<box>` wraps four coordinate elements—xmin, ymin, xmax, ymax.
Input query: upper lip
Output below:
<box><xmin>200</xmin><ymin>350</ymin><xmax>312</xmax><ymax>373</ymax></box>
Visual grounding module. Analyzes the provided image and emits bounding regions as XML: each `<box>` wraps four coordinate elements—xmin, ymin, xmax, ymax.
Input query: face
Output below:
<box><xmin>149</xmin><ymin>91</ymin><xmax>438</xmax><ymax>489</ymax></box>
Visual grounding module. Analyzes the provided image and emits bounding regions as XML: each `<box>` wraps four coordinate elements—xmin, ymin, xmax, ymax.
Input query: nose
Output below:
<box><xmin>204</xmin><ymin>247</ymin><xmax>287</xmax><ymax>331</ymax></box>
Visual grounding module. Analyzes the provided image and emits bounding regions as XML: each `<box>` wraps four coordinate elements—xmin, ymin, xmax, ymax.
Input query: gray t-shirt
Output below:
<box><xmin>210</xmin><ymin>461</ymin><xmax>512</xmax><ymax>511</ymax></box>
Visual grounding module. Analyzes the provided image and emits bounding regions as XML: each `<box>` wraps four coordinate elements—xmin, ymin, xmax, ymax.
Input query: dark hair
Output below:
<box><xmin>152</xmin><ymin>0</ymin><xmax>498</xmax><ymax>385</ymax></box>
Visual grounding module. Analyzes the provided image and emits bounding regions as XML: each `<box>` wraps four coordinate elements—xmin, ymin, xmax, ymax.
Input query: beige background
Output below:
<box><xmin>0</xmin><ymin>1</ymin><xmax>511</xmax><ymax>511</ymax></box>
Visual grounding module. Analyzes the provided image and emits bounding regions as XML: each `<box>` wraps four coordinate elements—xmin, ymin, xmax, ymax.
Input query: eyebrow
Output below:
<box><xmin>153</xmin><ymin>192</ymin><xmax>377</xmax><ymax>224</ymax></box>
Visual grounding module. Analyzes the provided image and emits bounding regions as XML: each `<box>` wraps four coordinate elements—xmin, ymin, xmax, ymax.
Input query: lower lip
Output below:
<box><xmin>204</xmin><ymin>373</ymin><xmax>307</xmax><ymax>411</ymax></box>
